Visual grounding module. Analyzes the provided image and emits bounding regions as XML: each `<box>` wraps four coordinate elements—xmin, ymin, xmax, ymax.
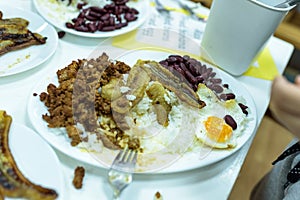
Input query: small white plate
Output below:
<box><xmin>27</xmin><ymin>49</ymin><xmax>257</xmax><ymax>174</ymax></box>
<box><xmin>0</xmin><ymin>4</ymin><xmax>58</xmax><ymax>77</ymax></box>
<box><xmin>7</xmin><ymin>123</ymin><xmax>65</xmax><ymax>200</ymax></box>
<box><xmin>33</xmin><ymin>0</ymin><xmax>150</xmax><ymax>38</ymax></box>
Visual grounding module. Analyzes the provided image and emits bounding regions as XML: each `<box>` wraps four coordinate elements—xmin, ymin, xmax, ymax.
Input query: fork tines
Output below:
<box><xmin>111</xmin><ymin>148</ymin><xmax>138</xmax><ymax>172</ymax></box>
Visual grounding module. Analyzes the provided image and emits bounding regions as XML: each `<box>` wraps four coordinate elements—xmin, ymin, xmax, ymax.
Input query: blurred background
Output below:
<box><xmin>194</xmin><ymin>0</ymin><xmax>300</xmax><ymax>199</ymax></box>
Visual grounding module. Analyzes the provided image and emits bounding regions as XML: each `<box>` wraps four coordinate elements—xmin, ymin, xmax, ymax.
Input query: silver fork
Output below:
<box><xmin>108</xmin><ymin>148</ymin><xmax>138</xmax><ymax>200</ymax></box>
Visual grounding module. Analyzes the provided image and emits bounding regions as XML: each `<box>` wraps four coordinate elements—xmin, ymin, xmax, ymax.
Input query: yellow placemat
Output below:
<box><xmin>244</xmin><ymin>47</ymin><xmax>279</xmax><ymax>80</ymax></box>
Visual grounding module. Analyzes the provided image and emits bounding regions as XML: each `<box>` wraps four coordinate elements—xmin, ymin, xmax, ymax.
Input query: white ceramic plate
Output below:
<box><xmin>27</xmin><ymin>50</ymin><xmax>257</xmax><ymax>173</ymax></box>
<box><xmin>0</xmin><ymin>4</ymin><xmax>58</xmax><ymax>77</ymax></box>
<box><xmin>6</xmin><ymin>123</ymin><xmax>65</xmax><ymax>200</ymax></box>
<box><xmin>33</xmin><ymin>0</ymin><xmax>150</xmax><ymax>38</ymax></box>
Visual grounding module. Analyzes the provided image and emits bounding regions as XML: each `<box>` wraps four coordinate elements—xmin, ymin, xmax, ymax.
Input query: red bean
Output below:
<box><xmin>124</xmin><ymin>13</ymin><xmax>137</xmax><ymax>22</ymax></box>
<box><xmin>167</xmin><ymin>56</ymin><xmax>177</xmax><ymax>64</ymax></box>
<box><xmin>87</xmin><ymin>23</ymin><xmax>97</xmax><ymax>32</ymax></box>
<box><xmin>66</xmin><ymin>22</ymin><xmax>74</xmax><ymax>28</ymax></box>
<box><xmin>220</xmin><ymin>94</ymin><xmax>227</xmax><ymax>101</ymax></box>
<box><xmin>201</xmin><ymin>72</ymin><xmax>209</xmax><ymax>80</ymax></box>
<box><xmin>74</xmin><ymin>18</ymin><xmax>84</xmax><ymax>27</ymax></box>
<box><xmin>90</xmin><ymin>6</ymin><xmax>103</xmax><ymax>13</ymax></box>
<box><xmin>224</xmin><ymin>115</ymin><xmax>237</xmax><ymax>130</ymax></box>
<box><xmin>100</xmin><ymin>13</ymin><xmax>110</xmax><ymax>21</ymax></box>
<box><xmin>210</xmin><ymin>72</ymin><xmax>216</xmax><ymax>78</ymax></box>
<box><xmin>223</xmin><ymin>84</ymin><xmax>229</xmax><ymax>89</ymax></box>
<box><xmin>200</xmin><ymin>64</ymin><xmax>207</xmax><ymax>74</ymax></box>
<box><xmin>185</xmin><ymin>71</ymin><xmax>197</xmax><ymax>84</ymax></box>
<box><xmin>196</xmin><ymin>76</ymin><xmax>204</xmax><ymax>83</ymax></box>
<box><xmin>220</xmin><ymin>93</ymin><xmax>236</xmax><ymax>101</ymax></box>
<box><xmin>102</xmin><ymin>26</ymin><xmax>115</xmax><ymax>31</ymax></box>
<box><xmin>89</xmin><ymin>11</ymin><xmax>102</xmax><ymax>18</ymax></box>
<box><xmin>179</xmin><ymin>63</ymin><xmax>188</xmax><ymax>72</ymax></box>
<box><xmin>75</xmin><ymin>26</ymin><xmax>89</xmax><ymax>32</ymax></box>
<box><xmin>97</xmin><ymin>21</ymin><xmax>104</xmax><ymax>30</ymax></box>
<box><xmin>85</xmin><ymin>15</ymin><xmax>98</xmax><ymax>21</ymax></box>
<box><xmin>109</xmin><ymin>16</ymin><xmax>115</xmax><ymax>26</ymax></box>
<box><xmin>65</xmin><ymin>1</ymin><xmax>139</xmax><ymax>33</ymax></box>
<box><xmin>77</xmin><ymin>3</ymin><xmax>85</xmax><ymax>9</ymax></box>
<box><xmin>187</xmin><ymin>63</ymin><xmax>198</xmax><ymax>76</ymax></box>
<box><xmin>238</xmin><ymin>103</ymin><xmax>249</xmax><ymax>115</ymax></box>
<box><xmin>210</xmin><ymin>78</ymin><xmax>222</xmax><ymax>84</ymax></box>
<box><xmin>210</xmin><ymin>84</ymin><xmax>223</xmax><ymax>93</ymax></box>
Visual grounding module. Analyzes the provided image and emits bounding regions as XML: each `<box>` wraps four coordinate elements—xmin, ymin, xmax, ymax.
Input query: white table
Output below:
<box><xmin>0</xmin><ymin>0</ymin><xmax>294</xmax><ymax>199</ymax></box>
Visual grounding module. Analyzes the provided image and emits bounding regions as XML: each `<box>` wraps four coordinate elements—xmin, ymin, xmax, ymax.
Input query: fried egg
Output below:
<box><xmin>195</xmin><ymin>84</ymin><xmax>248</xmax><ymax>149</ymax></box>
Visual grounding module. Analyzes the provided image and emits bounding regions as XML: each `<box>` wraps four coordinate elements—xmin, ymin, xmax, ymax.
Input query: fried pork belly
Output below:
<box><xmin>111</xmin><ymin>60</ymin><xmax>205</xmax><ymax>130</ymax></box>
<box><xmin>111</xmin><ymin>65</ymin><xmax>151</xmax><ymax>130</ymax></box>
<box><xmin>0</xmin><ymin>11</ymin><xmax>47</xmax><ymax>56</ymax></box>
<box><xmin>137</xmin><ymin>60</ymin><xmax>206</xmax><ymax>109</ymax></box>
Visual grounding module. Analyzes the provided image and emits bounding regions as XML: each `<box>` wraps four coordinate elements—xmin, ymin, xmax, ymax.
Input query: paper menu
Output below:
<box><xmin>112</xmin><ymin>9</ymin><xmax>207</xmax><ymax>58</ymax></box>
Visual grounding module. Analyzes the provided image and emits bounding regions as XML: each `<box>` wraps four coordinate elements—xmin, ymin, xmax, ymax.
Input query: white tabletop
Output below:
<box><xmin>0</xmin><ymin>0</ymin><xmax>294</xmax><ymax>199</ymax></box>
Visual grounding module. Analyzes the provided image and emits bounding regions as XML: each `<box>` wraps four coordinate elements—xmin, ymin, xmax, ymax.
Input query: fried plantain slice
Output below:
<box><xmin>0</xmin><ymin>110</ymin><xmax>58</xmax><ymax>200</ymax></box>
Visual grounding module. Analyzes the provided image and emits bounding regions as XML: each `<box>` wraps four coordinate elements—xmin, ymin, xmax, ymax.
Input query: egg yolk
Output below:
<box><xmin>204</xmin><ymin>116</ymin><xmax>233</xmax><ymax>143</ymax></box>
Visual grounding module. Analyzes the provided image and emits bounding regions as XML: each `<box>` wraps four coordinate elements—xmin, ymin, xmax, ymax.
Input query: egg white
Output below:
<box><xmin>195</xmin><ymin>84</ymin><xmax>248</xmax><ymax>149</ymax></box>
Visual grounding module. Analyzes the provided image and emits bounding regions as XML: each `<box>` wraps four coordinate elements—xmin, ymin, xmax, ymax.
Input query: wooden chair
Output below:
<box><xmin>190</xmin><ymin>0</ymin><xmax>212</xmax><ymax>8</ymax></box>
<box><xmin>275</xmin><ymin>8</ymin><xmax>300</xmax><ymax>50</ymax></box>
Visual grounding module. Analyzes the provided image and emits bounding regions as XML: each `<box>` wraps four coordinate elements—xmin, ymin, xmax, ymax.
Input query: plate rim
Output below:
<box><xmin>32</xmin><ymin>0</ymin><xmax>150</xmax><ymax>38</ymax></box>
<box><xmin>27</xmin><ymin>49</ymin><xmax>257</xmax><ymax>174</ymax></box>
<box><xmin>0</xmin><ymin>4</ymin><xmax>58</xmax><ymax>77</ymax></box>
<box><xmin>8</xmin><ymin>122</ymin><xmax>65</xmax><ymax>199</ymax></box>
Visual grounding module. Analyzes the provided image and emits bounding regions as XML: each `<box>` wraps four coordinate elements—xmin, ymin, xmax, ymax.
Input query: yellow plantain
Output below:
<box><xmin>0</xmin><ymin>110</ymin><xmax>58</xmax><ymax>200</ymax></box>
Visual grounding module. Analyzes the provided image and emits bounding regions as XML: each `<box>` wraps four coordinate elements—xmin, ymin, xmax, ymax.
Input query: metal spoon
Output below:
<box><xmin>275</xmin><ymin>0</ymin><xmax>300</xmax><ymax>8</ymax></box>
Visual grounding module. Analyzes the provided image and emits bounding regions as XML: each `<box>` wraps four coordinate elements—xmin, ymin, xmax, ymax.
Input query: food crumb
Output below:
<box><xmin>72</xmin><ymin>166</ymin><xmax>85</xmax><ymax>189</ymax></box>
<box><xmin>154</xmin><ymin>191</ymin><xmax>163</xmax><ymax>200</ymax></box>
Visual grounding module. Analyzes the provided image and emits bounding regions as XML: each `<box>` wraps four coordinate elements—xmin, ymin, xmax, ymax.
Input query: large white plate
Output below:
<box><xmin>27</xmin><ymin>50</ymin><xmax>257</xmax><ymax>173</ymax></box>
<box><xmin>6</xmin><ymin>123</ymin><xmax>65</xmax><ymax>200</ymax></box>
<box><xmin>33</xmin><ymin>0</ymin><xmax>150</xmax><ymax>38</ymax></box>
<box><xmin>0</xmin><ymin>4</ymin><xmax>58</xmax><ymax>77</ymax></box>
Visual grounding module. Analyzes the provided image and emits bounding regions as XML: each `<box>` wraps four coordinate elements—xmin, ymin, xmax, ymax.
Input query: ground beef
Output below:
<box><xmin>72</xmin><ymin>166</ymin><xmax>85</xmax><ymax>189</ymax></box>
<box><xmin>39</xmin><ymin>53</ymin><xmax>139</xmax><ymax>150</ymax></box>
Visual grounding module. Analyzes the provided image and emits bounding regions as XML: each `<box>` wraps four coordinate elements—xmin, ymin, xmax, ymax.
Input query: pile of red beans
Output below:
<box><xmin>65</xmin><ymin>0</ymin><xmax>139</xmax><ymax>32</ymax></box>
<box><xmin>159</xmin><ymin>55</ymin><xmax>249</xmax><ymax>115</ymax></box>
